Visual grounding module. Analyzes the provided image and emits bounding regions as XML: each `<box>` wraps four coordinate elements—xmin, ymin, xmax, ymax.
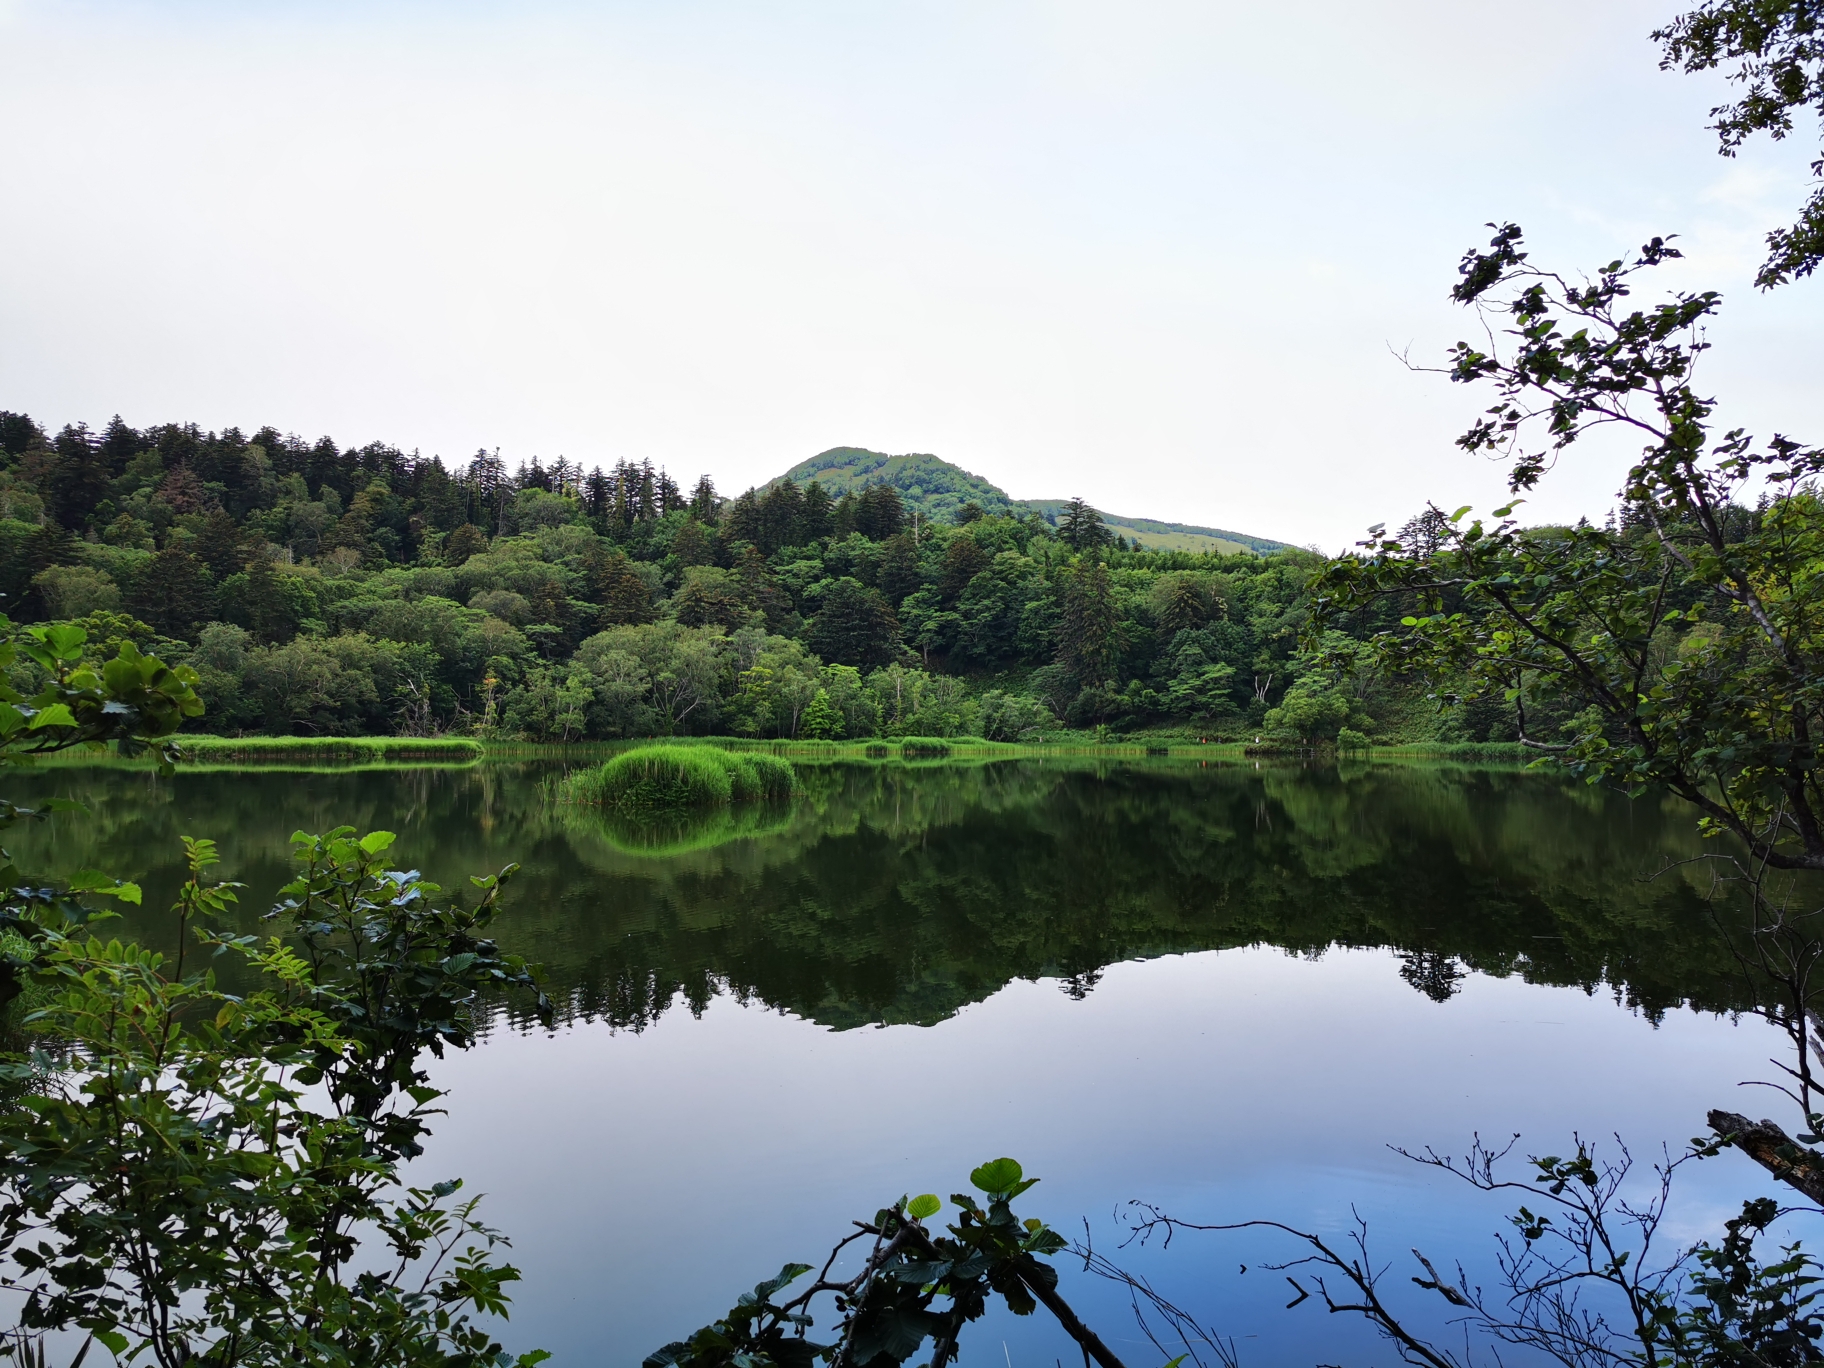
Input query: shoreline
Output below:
<box><xmin>10</xmin><ymin>734</ymin><xmax>1544</xmax><ymax>772</ymax></box>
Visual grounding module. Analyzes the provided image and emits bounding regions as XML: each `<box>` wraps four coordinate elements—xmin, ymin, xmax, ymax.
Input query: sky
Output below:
<box><xmin>1</xmin><ymin>0</ymin><xmax>1819</xmax><ymax>549</ymax></box>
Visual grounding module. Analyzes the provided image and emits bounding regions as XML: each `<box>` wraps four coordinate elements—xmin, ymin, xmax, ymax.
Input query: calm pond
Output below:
<box><xmin>4</xmin><ymin>758</ymin><xmax>1788</xmax><ymax>1365</ymax></box>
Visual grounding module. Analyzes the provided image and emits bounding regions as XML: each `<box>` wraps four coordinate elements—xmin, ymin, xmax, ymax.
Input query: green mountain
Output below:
<box><xmin>775</xmin><ymin>447</ymin><xmax>1288</xmax><ymax>554</ymax></box>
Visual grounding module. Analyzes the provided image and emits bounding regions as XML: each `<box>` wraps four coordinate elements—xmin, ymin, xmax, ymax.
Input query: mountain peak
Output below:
<box><xmin>773</xmin><ymin>447</ymin><xmax>1286</xmax><ymax>554</ymax></box>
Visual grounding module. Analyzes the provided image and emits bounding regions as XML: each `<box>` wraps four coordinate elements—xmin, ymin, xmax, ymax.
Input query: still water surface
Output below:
<box><xmin>5</xmin><ymin>758</ymin><xmax>1790</xmax><ymax>1365</ymax></box>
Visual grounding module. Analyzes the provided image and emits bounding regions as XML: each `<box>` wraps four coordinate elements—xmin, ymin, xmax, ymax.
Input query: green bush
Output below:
<box><xmin>559</xmin><ymin>744</ymin><xmax>796</xmax><ymax>811</ymax></box>
<box><xmin>1336</xmin><ymin>727</ymin><xmax>1370</xmax><ymax>752</ymax></box>
<box><xmin>977</xmin><ymin>690</ymin><xmax>1055</xmax><ymax>742</ymax></box>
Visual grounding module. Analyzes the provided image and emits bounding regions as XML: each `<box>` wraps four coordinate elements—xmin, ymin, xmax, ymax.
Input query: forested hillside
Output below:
<box><xmin>776</xmin><ymin>447</ymin><xmax>1287</xmax><ymax>554</ymax></box>
<box><xmin>0</xmin><ymin>409</ymin><xmax>1493</xmax><ymax>744</ymax></box>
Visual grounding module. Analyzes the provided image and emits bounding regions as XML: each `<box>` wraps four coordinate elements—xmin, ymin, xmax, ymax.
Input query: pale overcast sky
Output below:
<box><xmin>1</xmin><ymin>0</ymin><xmax>1818</xmax><ymax>548</ymax></box>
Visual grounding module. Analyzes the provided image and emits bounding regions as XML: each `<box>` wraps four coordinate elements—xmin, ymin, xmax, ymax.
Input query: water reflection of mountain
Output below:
<box><xmin>1</xmin><ymin>759</ymin><xmax>1763</xmax><ymax>1030</ymax></box>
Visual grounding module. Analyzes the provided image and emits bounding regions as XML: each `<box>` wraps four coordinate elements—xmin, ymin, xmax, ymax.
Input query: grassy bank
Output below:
<box><xmin>181</xmin><ymin>736</ymin><xmax>484</xmax><ymax>764</ymax></box>
<box><xmin>490</xmin><ymin>736</ymin><xmax>1253</xmax><ymax>761</ymax></box>
<box><xmin>16</xmin><ymin>733</ymin><xmax>1545</xmax><ymax>773</ymax></box>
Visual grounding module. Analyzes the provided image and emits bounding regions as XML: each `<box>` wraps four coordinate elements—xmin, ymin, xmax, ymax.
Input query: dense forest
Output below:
<box><xmin>0</xmin><ymin>409</ymin><xmax>1505</xmax><ymax>744</ymax></box>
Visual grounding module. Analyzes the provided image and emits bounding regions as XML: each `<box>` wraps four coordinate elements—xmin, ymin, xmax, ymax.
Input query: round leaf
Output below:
<box><xmin>970</xmin><ymin>1157</ymin><xmax>1023</xmax><ymax>1195</ymax></box>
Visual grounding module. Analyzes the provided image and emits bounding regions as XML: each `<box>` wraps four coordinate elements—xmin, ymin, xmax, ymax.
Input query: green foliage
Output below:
<box><xmin>647</xmin><ymin>1158</ymin><xmax>1099</xmax><ymax>1368</ymax></box>
<box><xmin>1264</xmin><ymin>680</ymin><xmax>1351</xmax><ymax>744</ymax></box>
<box><xmin>1315</xmin><ymin>226</ymin><xmax>1824</xmax><ymax>871</ymax></box>
<box><xmin>0</xmin><ymin>410</ymin><xmax>1403</xmax><ymax>745</ymax></box>
<box><xmin>806</xmin><ymin>579</ymin><xmax>900</xmax><ymax>670</ymax></box>
<box><xmin>798</xmin><ymin>689</ymin><xmax>843</xmax><ymax>739</ymax></box>
<box><xmin>1678</xmin><ymin>1197</ymin><xmax>1824</xmax><ymax>1363</ymax></box>
<box><xmin>1058</xmin><ymin>497</ymin><xmax>1111</xmax><ymax>551</ymax></box>
<box><xmin>976</xmin><ymin>691</ymin><xmax>1055</xmax><ymax>742</ymax></box>
<box><xmin>0</xmin><ymin>615</ymin><xmax>203</xmax><ymax>1013</ymax></box>
<box><xmin>0</xmin><ymin>619</ymin><xmax>201</xmax><ymax>765</ymax></box>
<box><xmin>0</xmin><ymin>829</ymin><xmax>552</xmax><ymax>1368</ymax></box>
<box><xmin>1655</xmin><ymin>0</ymin><xmax>1824</xmax><ymax>288</ymax></box>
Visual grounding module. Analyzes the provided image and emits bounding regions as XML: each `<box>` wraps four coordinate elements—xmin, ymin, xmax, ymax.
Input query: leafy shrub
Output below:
<box><xmin>1263</xmin><ymin>680</ymin><xmax>1351</xmax><ymax>742</ymax></box>
<box><xmin>1337</xmin><ymin>727</ymin><xmax>1370</xmax><ymax>751</ymax></box>
<box><xmin>977</xmin><ymin>690</ymin><xmax>1054</xmax><ymax>742</ymax></box>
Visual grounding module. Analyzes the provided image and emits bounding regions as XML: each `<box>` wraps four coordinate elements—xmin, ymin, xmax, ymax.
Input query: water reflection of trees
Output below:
<box><xmin>0</xmin><ymin>759</ymin><xmax>1766</xmax><ymax>1030</ymax></box>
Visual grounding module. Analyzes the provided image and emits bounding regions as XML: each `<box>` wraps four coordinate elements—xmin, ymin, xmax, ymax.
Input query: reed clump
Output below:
<box><xmin>558</xmin><ymin>744</ymin><xmax>796</xmax><ymax>811</ymax></box>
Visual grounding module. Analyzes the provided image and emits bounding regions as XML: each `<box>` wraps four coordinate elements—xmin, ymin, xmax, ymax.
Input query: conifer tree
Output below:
<box><xmin>670</xmin><ymin>518</ymin><xmax>716</xmax><ymax>568</ymax></box>
<box><xmin>24</xmin><ymin>521</ymin><xmax>78</xmax><ymax>578</ymax></box>
<box><xmin>1058</xmin><ymin>497</ymin><xmax>1110</xmax><ymax>551</ymax></box>
<box><xmin>609</xmin><ymin>460</ymin><xmax>636</xmax><ymax>534</ymax></box>
<box><xmin>735</xmin><ymin>544</ymin><xmax>793</xmax><ymax>632</ymax></box>
<box><xmin>587</xmin><ymin>545</ymin><xmax>657</xmax><ymax>626</ymax></box>
<box><xmin>193</xmin><ymin>508</ymin><xmax>246</xmax><ymax>579</ymax></box>
<box><xmin>583</xmin><ymin>468</ymin><xmax>612</xmax><ymax>524</ymax></box>
<box><xmin>98</xmin><ymin>414</ymin><xmax>141</xmax><ymax>477</ymax></box>
<box><xmin>47</xmin><ymin>423</ymin><xmax>111</xmax><ymax>530</ymax></box>
<box><xmin>1154</xmin><ymin>575</ymin><xmax>1209</xmax><ymax>637</ymax></box>
<box><xmin>0</xmin><ymin>411</ymin><xmax>44</xmax><ymax>459</ymax></box>
<box><xmin>444</xmin><ymin>523</ymin><xmax>487</xmax><ymax>566</ymax></box>
<box><xmin>128</xmin><ymin>545</ymin><xmax>215</xmax><ymax>638</ymax></box>
<box><xmin>230</xmin><ymin>551</ymin><xmax>299</xmax><ymax>643</ymax></box>
<box><xmin>689</xmin><ymin>474</ymin><xmax>719</xmax><ymax>521</ymax></box>
<box><xmin>307</xmin><ymin>436</ymin><xmax>348</xmax><ymax>503</ymax></box>
<box><xmin>723</xmin><ymin>488</ymin><xmax>764</xmax><ymax>547</ymax></box>
<box><xmin>658</xmin><ymin>468</ymin><xmax>684</xmax><ymax>514</ymax></box>
<box><xmin>832</xmin><ymin>491</ymin><xmax>859</xmax><ymax>538</ymax></box>
<box><xmin>799</xmin><ymin>480</ymin><xmax>833</xmax><ymax>542</ymax></box>
<box><xmin>877</xmin><ymin>533</ymin><xmax>924</xmax><ymax>606</ymax></box>
<box><xmin>808</xmin><ymin>579</ymin><xmax>901</xmax><ymax>669</ymax></box>
<box><xmin>938</xmin><ymin>536</ymin><xmax>991</xmax><ymax>603</ymax></box>
<box><xmin>1057</xmin><ymin>557</ymin><xmax>1118</xmax><ymax>684</ymax></box>
<box><xmin>760</xmin><ymin>481</ymin><xmax>804</xmax><ymax>553</ymax></box>
<box><xmin>855</xmin><ymin>485</ymin><xmax>905</xmax><ymax>540</ymax></box>
<box><xmin>466</xmin><ymin>450</ymin><xmax>506</xmax><ymax>534</ymax></box>
<box><xmin>639</xmin><ymin>460</ymin><xmax>657</xmax><ymax>520</ymax></box>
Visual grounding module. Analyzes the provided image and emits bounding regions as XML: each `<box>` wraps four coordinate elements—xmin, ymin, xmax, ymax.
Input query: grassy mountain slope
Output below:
<box><xmin>776</xmin><ymin>448</ymin><xmax>1287</xmax><ymax>554</ymax></box>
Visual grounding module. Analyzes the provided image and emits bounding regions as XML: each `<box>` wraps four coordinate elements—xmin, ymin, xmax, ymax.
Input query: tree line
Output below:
<box><xmin>0</xmin><ymin>410</ymin><xmax>1501</xmax><ymax>745</ymax></box>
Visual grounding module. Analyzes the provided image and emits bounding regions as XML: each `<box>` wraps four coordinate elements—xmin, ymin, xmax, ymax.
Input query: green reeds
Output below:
<box><xmin>176</xmin><ymin>735</ymin><xmax>484</xmax><ymax>765</ymax></box>
<box><xmin>557</xmin><ymin>744</ymin><xmax>797</xmax><ymax>812</ymax></box>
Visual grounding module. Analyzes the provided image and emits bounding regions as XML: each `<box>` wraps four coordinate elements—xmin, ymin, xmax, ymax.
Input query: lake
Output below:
<box><xmin>3</xmin><ymin>757</ymin><xmax>1788</xmax><ymax>1365</ymax></box>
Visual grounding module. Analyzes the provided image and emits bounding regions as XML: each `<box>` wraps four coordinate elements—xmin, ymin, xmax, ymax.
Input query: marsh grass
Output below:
<box><xmin>558</xmin><ymin>744</ymin><xmax>797</xmax><ymax>812</ymax></box>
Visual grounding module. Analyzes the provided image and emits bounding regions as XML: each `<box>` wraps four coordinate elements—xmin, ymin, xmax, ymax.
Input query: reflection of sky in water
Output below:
<box><xmin>424</xmin><ymin>945</ymin><xmax>1775</xmax><ymax>1367</ymax></box>
<box><xmin>2</xmin><ymin>760</ymin><xmax>1795</xmax><ymax>1362</ymax></box>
